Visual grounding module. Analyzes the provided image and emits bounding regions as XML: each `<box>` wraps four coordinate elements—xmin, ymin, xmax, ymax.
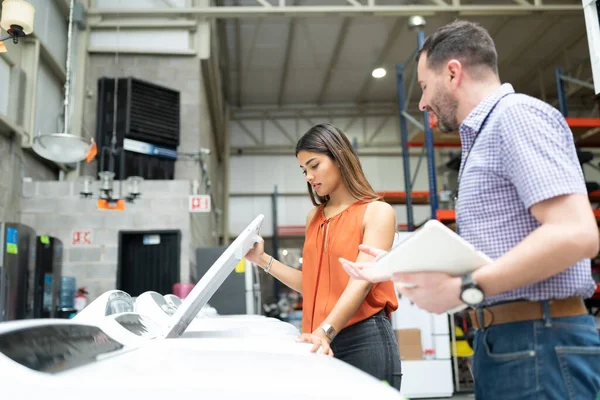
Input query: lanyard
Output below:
<box><xmin>455</xmin><ymin>92</ymin><xmax>514</xmax><ymax>202</ymax></box>
<box><xmin>454</xmin><ymin>92</ymin><xmax>514</xmax><ymax>233</ymax></box>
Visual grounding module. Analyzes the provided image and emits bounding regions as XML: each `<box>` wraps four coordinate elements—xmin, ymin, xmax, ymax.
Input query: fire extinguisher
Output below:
<box><xmin>74</xmin><ymin>287</ymin><xmax>88</xmax><ymax>312</ymax></box>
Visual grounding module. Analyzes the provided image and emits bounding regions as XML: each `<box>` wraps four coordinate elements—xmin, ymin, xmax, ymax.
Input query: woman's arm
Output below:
<box><xmin>244</xmin><ymin>207</ymin><xmax>319</xmax><ymax>294</ymax></box>
<box><xmin>318</xmin><ymin>201</ymin><xmax>396</xmax><ymax>336</ymax></box>
<box><xmin>254</xmin><ymin>252</ymin><xmax>303</xmax><ymax>293</ymax></box>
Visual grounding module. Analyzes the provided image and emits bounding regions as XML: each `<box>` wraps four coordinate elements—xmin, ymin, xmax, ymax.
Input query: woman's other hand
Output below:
<box><xmin>297</xmin><ymin>332</ymin><xmax>334</xmax><ymax>357</ymax></box>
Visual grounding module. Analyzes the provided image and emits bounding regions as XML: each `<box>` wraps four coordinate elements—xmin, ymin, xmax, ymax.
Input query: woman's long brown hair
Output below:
<box><xmin>295</xmin><ymin>123</ymin><xmax>381</xmax><ymax>206</ymax></box>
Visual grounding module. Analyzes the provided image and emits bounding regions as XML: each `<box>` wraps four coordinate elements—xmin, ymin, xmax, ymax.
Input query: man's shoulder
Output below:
<box><xmin>497</xmin><ymin>91</ymin><xmax>563</xmax><ymax>121</ymax></box>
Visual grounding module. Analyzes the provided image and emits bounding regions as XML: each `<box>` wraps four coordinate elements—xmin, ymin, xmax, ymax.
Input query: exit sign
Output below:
<box><xmin>189</xmin><ymin>195</ymin><xmax>211</xmax><ymax>213</ymax></box>
<box><xmin>72</xmin><ymin>229</ymin><xmax>93</xmax><ymax>246</ymax></box>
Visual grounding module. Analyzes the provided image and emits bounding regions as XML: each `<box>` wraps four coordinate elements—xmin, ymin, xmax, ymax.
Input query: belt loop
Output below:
<box><xmin>541</xmin><ymin>301</ymin><xmax>552</xmax><ymax>327</ymax></box>
<box><xmin>476</xmin><ymin>308</ymin><xmax>486</xmax><ymax>331</ymax></box>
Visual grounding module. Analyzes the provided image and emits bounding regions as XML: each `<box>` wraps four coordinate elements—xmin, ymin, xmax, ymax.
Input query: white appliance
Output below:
<box><xmin>0</xmin><ymin>214</ymin><xmax>403</xmax><ymax>399</ymax></box>
<box><xmin>0</xmin><ymin>319</ymin><xmax>402</xmax><ymax>399</ymax></box>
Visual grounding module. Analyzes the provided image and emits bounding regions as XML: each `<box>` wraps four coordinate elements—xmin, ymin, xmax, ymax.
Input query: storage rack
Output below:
<box><xmin>393</xmin><ymin>26</ymin><xmax>600</xmax><ymax>393</ymax></box>
<box><xmin>395</xmin><ymin>64</ymin><xmax>600</xmax><ymax>311</ymax></box>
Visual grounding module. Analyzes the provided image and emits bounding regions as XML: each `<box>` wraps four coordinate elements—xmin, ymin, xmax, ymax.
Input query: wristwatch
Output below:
<box><xmin>319</xmin><ymin>323</ymin><xmax>337</xmax><ymax>342</ymax></box>
<box><xmin>460</xmin><ymin>273</ymin><xmax>485</xmax><ymax>306</ymax></box>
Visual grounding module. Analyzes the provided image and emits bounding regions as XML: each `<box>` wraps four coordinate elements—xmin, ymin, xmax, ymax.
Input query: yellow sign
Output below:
<box><xmin>235</xmin><ymin>259</ymin><xmax>246</xmax><ymax>274</ymax></box>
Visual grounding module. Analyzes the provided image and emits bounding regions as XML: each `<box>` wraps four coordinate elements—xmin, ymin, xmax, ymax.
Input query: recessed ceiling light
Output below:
<box><xmin>372</xmin><ymin>67</ymin><xmax>386</xmax><ymax>78</ymax></box>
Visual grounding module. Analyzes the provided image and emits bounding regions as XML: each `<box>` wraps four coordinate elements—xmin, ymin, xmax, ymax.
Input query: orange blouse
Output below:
<box><xmin>301</xmin><ymin>200</ymin><xmax>399</xmax><ymax>334</ymax></box>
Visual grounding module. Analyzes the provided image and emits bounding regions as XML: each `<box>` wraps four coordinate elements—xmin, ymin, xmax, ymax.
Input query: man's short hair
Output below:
<box><xmin>416</xmin><ymin>20</ymin><xmax>498</xmax><ymax>75</ymax></box>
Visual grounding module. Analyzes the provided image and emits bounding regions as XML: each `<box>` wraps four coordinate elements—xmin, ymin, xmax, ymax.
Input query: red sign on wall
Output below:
<box><xmin>72</xmin><ymin>229</ymin><xmax>93</xmax><ymax>246</ymax></box>
<box><xmin>189</xmin><ymin>195</ymin><xmax>211</xmax><ymax>213</ymax></box>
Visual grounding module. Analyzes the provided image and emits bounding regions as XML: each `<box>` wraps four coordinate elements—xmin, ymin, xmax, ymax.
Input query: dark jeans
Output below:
<box><xmin>330</xmin><ymin>310</ymin><xmax>402</xmax><ymax>391</ymax></box>
<box><xmin>472</xmin><ymin>308</ymin><xmax>600</xmax><ymax>400</ymax></box>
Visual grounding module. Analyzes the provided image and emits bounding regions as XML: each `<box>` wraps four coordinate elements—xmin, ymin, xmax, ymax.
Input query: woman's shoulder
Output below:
<box><xmin>305</xmin><ymin>205</ymin><xmax>323</xmax><ymax>229</ymax></box>
<box><xmin>364</xmin><ymin>200</ymin><xmax>395</xmax><ymax>224</ymax></box>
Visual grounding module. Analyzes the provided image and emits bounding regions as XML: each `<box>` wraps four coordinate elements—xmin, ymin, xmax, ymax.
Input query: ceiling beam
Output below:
<box><xmin>497</xmin><ymin>16</ymin><xmax>561</xmax><ymax>74</ymax></box>
<box><xmin>316</xmin><ymin>18</ymin><xmax>351</xmax><ymax>105</ymax></box>
<box><xmin>88</xmin><ymin>3</ymin><xmax>584</xmax><ymax>20</ymax></box>
<box><xmin>216</xmin><ymin>0</ymin><xmax>232</xmax><ymax>105</ymax></box>
<box><xmin>278</xmin><ymin>18</ymin><xmax>297</xmax><ymax>105</ymax></box>
<box><xmin>516</xmin><ymin>30</ymin><xmax>589</xmax><ymax>92</ymax></box>
<box><xmin>354</xmin><ymin>19</ymin><xmax>404</xmax><ymax>103</ymax></box>
<box><xmin>234</xmin><ymin>1</ymin><xmax>242</xmax><ymax>107</ymax></box>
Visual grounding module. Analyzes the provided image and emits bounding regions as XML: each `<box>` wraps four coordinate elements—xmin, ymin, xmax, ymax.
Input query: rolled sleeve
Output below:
<box><xmin>500</xmin><ymin>104</ymin><xmax>587</xmax><ymax>210</ymax></box>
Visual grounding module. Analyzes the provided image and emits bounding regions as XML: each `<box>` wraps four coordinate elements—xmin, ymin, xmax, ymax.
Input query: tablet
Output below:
<box><xmin>375</xmin><ymin>219</ymin><xmax>493</xmax><ymax>279</ymax></box>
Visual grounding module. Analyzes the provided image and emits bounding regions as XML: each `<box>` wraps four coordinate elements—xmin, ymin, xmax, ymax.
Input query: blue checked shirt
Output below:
<box><xmin>456</xmin><ymin>83</ymin><xmax>597</xmax><ymax>305</ymax></box>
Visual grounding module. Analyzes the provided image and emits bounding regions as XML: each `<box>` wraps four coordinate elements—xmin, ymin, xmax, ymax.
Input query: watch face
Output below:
<box><xmin>462</xmin><ymin>287</ymin><xmax>484</xmax><ymax>305</ymax></box>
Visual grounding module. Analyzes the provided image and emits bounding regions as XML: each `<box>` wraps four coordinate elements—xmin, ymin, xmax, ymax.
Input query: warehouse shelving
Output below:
<box><xmin>393</xmin><ymin>22</ymin><xmax>600</xmax><ymax>393</ymax></box>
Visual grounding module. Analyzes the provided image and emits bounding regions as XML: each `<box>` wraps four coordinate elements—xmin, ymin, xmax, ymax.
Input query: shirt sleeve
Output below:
<box><xmin>500</xmin><ymin>103</ymin><xmax>587</xmax><ymax>210</ymax></box>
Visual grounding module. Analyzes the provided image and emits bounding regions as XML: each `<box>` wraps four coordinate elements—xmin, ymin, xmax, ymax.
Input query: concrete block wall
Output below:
<box><xmin>80</xmin><ymin>54</ymin><xmax>219</xmax><ymax>184</ymax></box>
<box><xmin>78</xmin><ymin>54</ymin><xmax>223</xmax><ymax>283</ymax></box>
<box><xmin>19</xmin><ymin>179</ymin><xmax>214</xmax><ymax>302</ymax></box>
<box><xmin>0</xmin><ymin>134</ymin><xmax>58</xmax><ymax>223</ymax></box>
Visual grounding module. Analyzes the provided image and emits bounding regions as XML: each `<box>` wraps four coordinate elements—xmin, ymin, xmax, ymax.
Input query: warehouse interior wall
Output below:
<box><xmin>1</xmin><ymin>0</ymin><xmax>225</xmax><ymax>301</ymax></box>
<box><xmin>228</xmin><ymin>116</ymin><xmax>600</xmax><ymax>238</ymax></box>
<box><xmin>1</xmin><ymin>0</ymin><xmax>598</xmax><ymax>303</ymax></box>
<box><xmin>0</xmin><ymin>0</ymin><xmax>68</xmax><ymax>223</ymax></box>
<box><xmin>228</xmin><ymin>115</ymin><xmax>457</xmax><ymax>236</ymax></box>
<box><xmin>80</xmin><ymin>53</ymin><xmax>223</xmax><ymax>285</ymax></box>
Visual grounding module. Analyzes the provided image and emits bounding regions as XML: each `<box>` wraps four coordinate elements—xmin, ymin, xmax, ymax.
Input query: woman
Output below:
<box><xmin>245</xmin><ymin>123</ymin><xmax>402</xmax><ymax>390</ymax></box>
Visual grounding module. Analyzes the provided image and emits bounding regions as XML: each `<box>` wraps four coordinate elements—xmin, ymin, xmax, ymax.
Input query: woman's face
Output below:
<box><xmin>297</xmin><ymin>150</ymin><xmax>341</xmax><ymax>198</ymax></box>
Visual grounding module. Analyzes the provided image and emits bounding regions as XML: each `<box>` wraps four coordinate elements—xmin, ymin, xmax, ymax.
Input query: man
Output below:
<box><xmin>341</xmin><ymin>20</ymin><xmax>600</xmax><ymax>400</ymax></box>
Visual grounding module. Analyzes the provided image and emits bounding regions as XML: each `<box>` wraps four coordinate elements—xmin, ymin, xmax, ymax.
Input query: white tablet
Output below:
<box><xmin>375</xmin><ymin>219</ymin><xmax>493</xmax><ymax>279</ymax></box>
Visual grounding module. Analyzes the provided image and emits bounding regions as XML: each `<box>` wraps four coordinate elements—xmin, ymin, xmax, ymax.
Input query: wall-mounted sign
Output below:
<box><xmin>189</xmin><ymin>195</ymin><xmax>211</xmax><ymax>213</ymax></box>
<box><xmin>72</xmin><ymin>229</ymin><xmax>93</xmax><ymax>246</ymax></box>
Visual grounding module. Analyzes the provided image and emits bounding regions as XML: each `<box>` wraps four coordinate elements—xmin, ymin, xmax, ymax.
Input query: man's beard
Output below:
<box><xmin>432</xmin><ymin>90</ymin><xmax>459</xmax><ymax>133</ymax></box>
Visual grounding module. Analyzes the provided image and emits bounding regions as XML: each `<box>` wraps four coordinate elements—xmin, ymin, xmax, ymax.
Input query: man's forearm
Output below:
<box><xmin>473</xmin><ymin>223</ymin><xmax>597</xmax><ymax>297</ymax></box>
<box><xmin>322</xmin><ymin>280</ymin><xmax>373</xmax><ymax>333</ymax></box>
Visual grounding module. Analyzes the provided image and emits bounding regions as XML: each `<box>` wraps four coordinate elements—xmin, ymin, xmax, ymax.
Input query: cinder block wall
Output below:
<box><xmin>20</xmin><ymin>179</ymin><xmax>203</xmax><ymax>301</ymax></box>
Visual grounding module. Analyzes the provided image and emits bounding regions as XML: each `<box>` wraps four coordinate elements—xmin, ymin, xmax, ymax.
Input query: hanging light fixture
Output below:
<box><xmin>0</xmin><ymin>0</ymin><xmax>35</xmax><ymax>52</ymax></box>
<box><xmin>78</xmin><ymin>175</ymin><xmax>94</xmax><ymax>198</ymax></box>
<box><xmin>86</xmin><ymin>5</ymin><xmax>143</xmax><ymax>210</ymax></box>
<box><xmin>32</xmin><ymin>0</ymin><xmax>95</xmax><ymax>164</ymax></box>
<box><xmin>125</xmin><ymin>176</ymin><xmax>143</xmax><ymax>201</ymax></box>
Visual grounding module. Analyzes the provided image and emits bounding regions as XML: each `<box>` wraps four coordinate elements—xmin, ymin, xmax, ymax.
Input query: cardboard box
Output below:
<box><xmin>395</xmin><ymin>328</ymin><xmax>423</xmax><ymax>360</ymax></box>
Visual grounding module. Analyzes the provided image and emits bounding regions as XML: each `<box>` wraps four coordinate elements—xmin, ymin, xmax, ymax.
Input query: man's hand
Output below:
<box><xmin>297</xmin><ymin>330</ymin><xmax>334</xmax><ymax>357</ymax></box>
<box><xmin>339</xmin><ymin>244</ymin><xmax>392</xmax><ymax>283</ymax></box>
<box><xmin>340</xmin><ymin>244</ymin><xmax>467</xmax><ymax>314</ymax></box>
<box><xmin>392</xmin><ymin>272</ymin><xmax>464</xmax><ymax>314</ymax></box>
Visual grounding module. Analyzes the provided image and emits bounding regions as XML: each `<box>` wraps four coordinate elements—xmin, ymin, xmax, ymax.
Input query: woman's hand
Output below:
<box><xmin>244</xmin><ymin>236</ymin><xmax>266</xmax><ymax>266</ymax></box>
<box><xmin>297</xmin><ymin>331</ymin><xmax>334</xmax><ymax>357</ymax></box>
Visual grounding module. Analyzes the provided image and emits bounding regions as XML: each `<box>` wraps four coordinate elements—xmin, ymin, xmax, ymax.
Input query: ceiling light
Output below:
<box><xmin>32</xmin><ymin>0</ymin><xmax>94</xmax><ymax>163</ymax></box>
<box><xmin>372</xmin><ymin>67</ymin><xmax>386</xmax><ymax>79</ymax></box>
<box><xmin>0</xmin><ymin>0</ymin><xmax>35</xmax><ymax>50</ymax></box>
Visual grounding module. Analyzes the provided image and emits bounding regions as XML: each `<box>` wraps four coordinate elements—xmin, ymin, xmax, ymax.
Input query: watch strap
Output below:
<box><xmin>320</xmin><ymin>323</ymin><xmax>337</xmax><ymax>341</ymax></box>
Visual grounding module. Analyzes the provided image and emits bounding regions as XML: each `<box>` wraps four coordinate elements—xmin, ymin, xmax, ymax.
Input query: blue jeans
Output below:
<box><xmin>472</xmin><ymin>307</ymin><xmax>600</xmax><ymax>400</ymax></box>
<box><xmin>330</xmin><ymin>310</ymin><xmax>403</xmax><ymax>391</ymax></box>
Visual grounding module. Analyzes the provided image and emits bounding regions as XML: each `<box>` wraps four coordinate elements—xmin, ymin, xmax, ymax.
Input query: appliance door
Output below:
<box><xmin>195</xmin><ymin>247</ymin><xmax>247</xmax><ymax>315</ymax></box>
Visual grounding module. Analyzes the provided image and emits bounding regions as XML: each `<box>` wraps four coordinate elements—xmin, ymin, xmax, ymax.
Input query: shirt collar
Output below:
<box><xmin>460</xmin><ymin>83</ymin><xmax>515</xmax><ymax>138</ymax></box>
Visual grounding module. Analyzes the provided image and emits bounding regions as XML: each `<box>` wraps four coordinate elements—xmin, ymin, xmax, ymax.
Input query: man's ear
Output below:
<box><xmin>446</xmin><ymin>59</ymin><xmax>463</xmax><ymax>87</ymax></box>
